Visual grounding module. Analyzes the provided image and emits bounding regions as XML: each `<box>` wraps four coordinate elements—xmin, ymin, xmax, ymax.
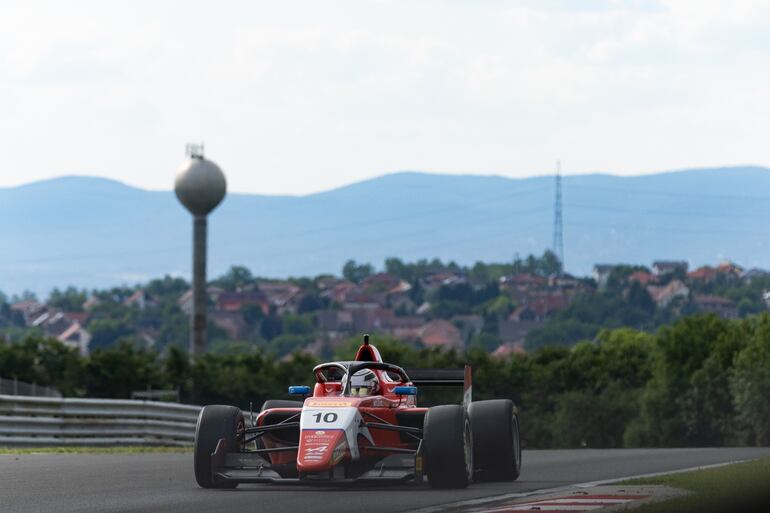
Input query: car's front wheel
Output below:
<box><xmin>194</xmin><ymin>405</ymin><xmax>244</xmax><ymax>488</ymax></box>
<box><xmin>423</xmin><ymin>405</ymin><xmax>473</xmax><ymax>489</ymax></box>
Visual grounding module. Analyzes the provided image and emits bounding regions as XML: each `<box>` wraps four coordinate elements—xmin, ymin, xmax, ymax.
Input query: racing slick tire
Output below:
<box><xmin>468</xmin><ymin>399</ymin><xmax>521</xmax><ymax>481</ymax></box>
<box><xmin>194</xmin><ymin>405</ymin><xmax>244</xmax><ymax>489</ymax></box>
<box><xmin>423</xmin><ymin>405</ymin><xmax>473</xmax><ymax>489</ymax></box>
<box><xmin>260</xmin><ymin>399</ymin><xmax>303</xmax><ymax>411</ymax></box>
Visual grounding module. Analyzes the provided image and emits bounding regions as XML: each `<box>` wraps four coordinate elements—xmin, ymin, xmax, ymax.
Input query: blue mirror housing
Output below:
<box><xmin>288</xmin><ymin>385</ymin><xmax>311</xmax><ymax>396</ymax></box>
<box><xmin>393</xmin><ymin>386</ymin><xmax>417</xmax><ymax>396</ymax></box>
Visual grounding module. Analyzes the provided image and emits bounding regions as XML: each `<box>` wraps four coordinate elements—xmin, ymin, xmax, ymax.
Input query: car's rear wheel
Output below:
<box><xmin>468</xmin><ymin>399</ymin><xmax>521</xmax><ymax>481</ymax></box>
<box><xmin>194</xmin><ymin>405</ymin><xmax>244</xmax><ymax>488</ymax></box>
<box><xmin>423</xmin><ymin>405</ymin><xmax>473</xmax><ymax>489</ymax></box>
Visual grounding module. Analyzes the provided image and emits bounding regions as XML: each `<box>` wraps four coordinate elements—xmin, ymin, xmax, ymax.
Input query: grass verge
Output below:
<box><xmin>0</xmin><ymin>445</ymin><xmax>192</xmax><ymax>455</ymax></box>
<box><xmin>622</xmin><ymin>457</ymin><xmax>770</xmax><ymax>513</ymax></box>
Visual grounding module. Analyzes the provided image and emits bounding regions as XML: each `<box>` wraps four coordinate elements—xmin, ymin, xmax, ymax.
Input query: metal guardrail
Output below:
<box><xmin>0</xmin><ymin>394</ymin><xmax>202</xmax><ymax>447</ymax></box>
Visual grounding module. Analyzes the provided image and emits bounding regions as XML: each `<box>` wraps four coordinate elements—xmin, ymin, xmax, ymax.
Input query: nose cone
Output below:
<box><xmin>174</xmin><ymin>157</ymin><xmax>227</xmax><ymax>216</ymax></box>
<box><xmin>297</xmin><ymin>430</ymin><xmax>348</xmax><ymax>474</ymax></box>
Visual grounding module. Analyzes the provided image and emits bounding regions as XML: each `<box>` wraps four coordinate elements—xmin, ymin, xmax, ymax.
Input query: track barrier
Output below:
<box><xmin>0</xmin><ymin>394</ymin><xmax>202</xmax><ymax>447</ymax></box>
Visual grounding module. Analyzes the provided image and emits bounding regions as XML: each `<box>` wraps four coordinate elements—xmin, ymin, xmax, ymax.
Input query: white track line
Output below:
<box><xmin>406</xmin><ymin>459</ymin><xmax>751</xmax><ymax>513</ymax></box>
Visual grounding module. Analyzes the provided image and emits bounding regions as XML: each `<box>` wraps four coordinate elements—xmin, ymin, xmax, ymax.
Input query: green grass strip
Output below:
<box><xmin>0</xmin><ymin>446</ymin><xmax>191</xmax><ymax>455</ymax></box>
<box><xmin>623</xmin><ymin>457</ymin><xmax>770</xmax><ymax>513</ymax></box>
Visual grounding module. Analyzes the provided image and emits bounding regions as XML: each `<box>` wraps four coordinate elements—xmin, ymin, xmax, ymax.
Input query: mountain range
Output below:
<box><xmin>2</xmin><ymin>166</ymin><xmax>769</xmax><ymax>297</ymax></box>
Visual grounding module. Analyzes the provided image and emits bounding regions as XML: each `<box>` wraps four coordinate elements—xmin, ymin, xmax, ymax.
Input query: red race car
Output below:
<box><xmin>194</xmin><ymin>335</ymin><xmax>522</xmax><ymax>489</ymax></box>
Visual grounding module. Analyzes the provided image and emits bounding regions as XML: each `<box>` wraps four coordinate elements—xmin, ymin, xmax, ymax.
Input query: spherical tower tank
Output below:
<box><xmin>174</xmin><ymin>155</ymin><xmax>227</xmax><ymax>216</ymax></box>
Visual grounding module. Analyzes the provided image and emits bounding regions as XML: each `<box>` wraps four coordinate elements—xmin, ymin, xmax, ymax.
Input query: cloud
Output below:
<box><xmin>0</xmin><ymin>0</ymin><xmax>769</xmax><ymax>194</ymax></box>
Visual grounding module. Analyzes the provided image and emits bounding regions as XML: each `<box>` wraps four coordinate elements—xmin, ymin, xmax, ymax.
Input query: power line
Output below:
<box><xmin>567</xmin><ymin>220</ymin><xmax>770</xmax><ymax>239</ymax></box>
<box><xmin>1</xmin><ymin>187</ymin><xmax>551</xmax><ymax>266</ymax></box>
<box><xmin>569</xmin><ymin>183</ymin><xmax>770</xmax><ymax>202</ymax></box>
<box><xmin>565</xmin><ymin>202</ymin><xmax>770</xmax><ymax>220</ymax></box>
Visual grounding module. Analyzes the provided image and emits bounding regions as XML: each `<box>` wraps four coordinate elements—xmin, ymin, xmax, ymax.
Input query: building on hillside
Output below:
<box><xmin>317</xmin><ymin>279</ymin><xmax>356</xmax><ymax>304</ymax></box>
<box><xmin>592</xmin><ymin>264</ymin><xmax>621</xmax><ymax>288</ymax></box>
<box><xmin>646</xmin><ymin>280</ymin><xmax>690</xmax><ymax>308</ymax></box>
<box><xmin>491</xmin><ymin>342</ymin><xmax>525</xmax><ymax>359</ymax></box>
<box><xmin>547</xmin><ymin>273</ymin><xmax>586</xmax><ymax>291</ymax></box>
<box><xmin>178</xmin><ymin>287</ymin><xmax>226</xmax><ymax>315</ymax></box>
<box><xmin>387</xmin><ymin>316</ymin><xmax>424</xmax><ymax>340</ymax></box>
<box><xmin>361</xmin><ymin>273</ymin><xmax>404</xmax><ymax>293</ymax></box>
<box><xmin>351</xmin><ymin>308</ymin><xmax>396</xmax><ymax>332</ymax></box>
<box><xmin>420</xmin><ymin>271</ymin><xmax>467</xmax><ymax>293</ymax></box>
<box><xmin>628</xmin><ymin>271</ymin><xmax>655</xmax><ymax>286</ymax></box>
<box><xmin>208</xmin><ymin>310</ymin><xmax>246</xmax><ymax>339</ymax></box>
<box><xmin>10</xmin><ymin>300</ymin><xmax>46</xmax><ymax>325</ymax></box>
<box><xmin>653</xmin><ymin>261</ymin><xmax>688</xmax><ymax>276</ymax></box>
<box><xmin>317</xmin><ymin>308</ymin><xmax>424</xmax><ymax>340</ymax></box>
<box><xmin>21</xmin><ymin>305</ymin><xmax>91</xmax><ymax>355</ymax></box>
<box><xmin>123</xmin><ymin>289</ymin><xmax>156</xmax><ymax>310</ymax></box>
<box><xmin>498</xmin><ymin>319</ymin><xmax>543</xmax><ymax>347</ymax></box>
<box><xmin>343</xmin><ymin>292</ymin><xmax>386</xmax><ymax>310</ymax></box>
<box><xmin>716</xmin><ymin>261</ymin><xmax>744</xmax><ymax>279</ymax></box>
<box><xmin>57</xmin><ymin>322</ymin><xmax>91</xmax><ymax>356</ymax></box>
<box><xmin>741</xmin><ymin>268</ymin><xmax>770</xmax><ymax>283</ymax></box>
<box><xmin>258</xmin><ymin>281</ymin><xmax>303</xmax><ymax>314</ymax></box>
<box><xmin>687</xmin><ymin>266</ymin><xmax>718</xmax><ymax>283</ymax></box>
<box><xmin>82</xmin><ymin>296</ymin><xmax>101</xmax><ymax>311</ymax></box>
<box><xmin>385</xmin><ymin>281</ymin><xmax>414</xmax><ymax>311</ymax></box>
<box><xmin>419</xmin><ymin>319</ymin><xmax>463</xmax><ymax>350</ymax></box>
<box><xmin>510</xmin><ymin>293</ymin><xmax>572</xmax><ymax>322</ymax></box>
<box><xmin>499</xmin><ymin>273</ymin><xmax>547</xmax><ymax>291</ymax></box>
<box><xmin>317</xmin><ymin>310</ymin><xmax>354</xmax><ymax>334</ymax></box>
<box><xmin>693</xmin><ymin>295</ymin><xmax>738</xmax><ymax>319</ymax></box>
<box><xmin>315</xmin><ymin>277</ymin><xmax>346</xmax><ymax>291</ymax></box>
<box><xmin>33</xmin><ymin>311</ymin><xmax>72</xmax><ymax>338</ymax></box>
<box><xmin>216</xmin><ymin>291</ymin><xmax>269</xmax><ymax>315</ymax></box>
<box><xmin>451</xmin><ymin>315</ymin><xmax>484</xmax><ymax>343</ymax></box>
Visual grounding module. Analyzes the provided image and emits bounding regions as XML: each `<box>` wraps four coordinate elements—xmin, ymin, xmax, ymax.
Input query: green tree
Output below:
<box><xmin>145</xmin><ymin>275</ymin><xmax>189</xmax><ymax>299</ymax></box>
<box><xmin>628</xmin><ymin>315</ymin><xmax>733</xmax><ymax>446</ymax></box>
<box><xmin>282</xmin><ymin>314</ymin><xmax>314</xmax><ymax>335</ymax></box>
<box><xmin>212</xmin><ymin>265</ymin><xmax>255</xmax><ymax>291</ymax></box>
<box><xmin>0</xmin><ymin>334</ymin><xmax>83</xmax><ymax>395</ymax></box>
<box><xmin>48</xmin><ymin>287</ymin><xmax>88</xmax><ymax>312</ymax></box>
<box><xmin>260</xmin><ymin>315</ymin><xmax>283</xmax><ymax>340</ymax></box>
<box><xmin>88</xmin><ymin>318</ymin><xmax>134</xmax><ymax>350</ymax></box>
<box><xmin>241</xmin><ymin>303</ymin><xmax>265</xmax><ymax>328</ymax></box>
<box><xmin>342</xmin><ymin>260</ymin><xmax>374</xmax><ymax>283</ymax></box>
<box><xmin>731</xmin><ymin>314</ymin><xmax>770</xmax><ymax>445</ymax></box>
<box><xmin>469</xmin><ymin>332</ymin><xmax>501</xmax><ymax>352</ymax></box>
<box><xmin>82</xmin><ymin>342</ymin><xmax>163</xmax><ymax>398</ymax></box>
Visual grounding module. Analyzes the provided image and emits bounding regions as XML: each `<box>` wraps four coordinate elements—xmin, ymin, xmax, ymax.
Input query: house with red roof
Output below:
<box><xmin>419</xmin><ymin>319</ymin><xmax>463</xmax><ymax>350</ymax></box>
<box><xmin>693</xmin><ymin>295</ymin><xmax>738</xmax><ymax>319</ymax></box>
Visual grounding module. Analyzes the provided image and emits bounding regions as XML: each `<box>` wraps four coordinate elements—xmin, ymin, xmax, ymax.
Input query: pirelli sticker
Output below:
<box><xmin>306</xmin><ymin>400</ymin><xmax>354</xmax><ymax>407</ymax></box>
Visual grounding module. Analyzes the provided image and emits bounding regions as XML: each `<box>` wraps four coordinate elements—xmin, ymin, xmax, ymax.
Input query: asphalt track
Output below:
<box><xmin>2</xmin><ymin>447</ymin><xmax>770</xmax><ymax>513</ymax></box>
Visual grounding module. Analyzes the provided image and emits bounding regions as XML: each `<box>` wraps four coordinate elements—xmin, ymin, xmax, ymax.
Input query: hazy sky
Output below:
<box><xmin>1</xmin><ymin>0</ymin><xmax>769</xmax><ymax>195</ymax></box>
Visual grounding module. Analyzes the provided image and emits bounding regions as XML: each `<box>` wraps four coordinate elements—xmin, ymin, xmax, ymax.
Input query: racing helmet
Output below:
<box><xmin>350</xmin><ymin>369</ymin><xmax>380</xmax><ymax>397</ymax></box>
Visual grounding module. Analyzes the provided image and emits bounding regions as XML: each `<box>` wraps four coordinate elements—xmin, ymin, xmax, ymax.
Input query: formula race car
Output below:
<box><xmin>193</xmin><ymin>335</ymin><xmax>521</xmax><ymax>489</ymax></box>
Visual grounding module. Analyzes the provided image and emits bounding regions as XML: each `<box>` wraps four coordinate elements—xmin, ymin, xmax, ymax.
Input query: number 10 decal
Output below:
<box><xmin>312</xmin><ymin>412</ymin><xmax>338</xmax><ymax>423</ymax></box>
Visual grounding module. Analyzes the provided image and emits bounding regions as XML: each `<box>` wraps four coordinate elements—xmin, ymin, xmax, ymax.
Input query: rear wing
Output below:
<box><xmin>404</xmin><ymin>365</ymin><xmax>472</xmax><ymax>407</ymax></box>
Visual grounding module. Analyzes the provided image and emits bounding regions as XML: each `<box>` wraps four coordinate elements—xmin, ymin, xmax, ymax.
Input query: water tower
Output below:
<box><xmin>174</xmin><ymin>144</ymin><xmax>227</xmax><ymax>356</ymax></box>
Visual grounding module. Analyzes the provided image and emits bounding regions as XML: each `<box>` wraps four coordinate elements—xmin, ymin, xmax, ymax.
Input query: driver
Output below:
<box><xmin>350</xmin><ymin>369</ymin><xmax>380</xmax><ymax>397</ymax></box>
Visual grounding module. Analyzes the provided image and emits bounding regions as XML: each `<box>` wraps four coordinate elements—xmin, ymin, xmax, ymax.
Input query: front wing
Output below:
<box><xmin>210</xmin><ymin>438</ymin><xmax>425</xmax><ymax>485</ymax></box>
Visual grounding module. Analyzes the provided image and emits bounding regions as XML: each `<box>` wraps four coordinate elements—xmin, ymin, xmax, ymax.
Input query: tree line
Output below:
<box><xmin>2</xmin><ymin>312</ymin><xmax>769</xmax><ymax>448</ymax></box>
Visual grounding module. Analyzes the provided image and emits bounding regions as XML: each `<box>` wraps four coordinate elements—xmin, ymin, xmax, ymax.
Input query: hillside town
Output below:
<box><xmin>2</xmin><ymin>254</ymin><xmax>769</xmax><ymax>360</ymax></box>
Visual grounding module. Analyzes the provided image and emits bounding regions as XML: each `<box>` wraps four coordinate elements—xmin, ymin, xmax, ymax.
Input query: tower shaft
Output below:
<box><xmin>552</xmin><ymin>161</ymin><xmax>564</xmax><ymax>273</ymax></box>
<box><xmin>191</xmin><ymin>215</ymin><xmax>208</xmax><ymax>355</ymax></box>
